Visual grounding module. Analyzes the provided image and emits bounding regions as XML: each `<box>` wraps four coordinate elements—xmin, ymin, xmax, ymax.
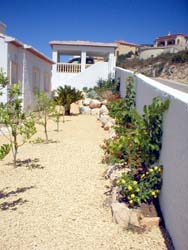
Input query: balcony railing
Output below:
<box><xmin>56</xmin><ymin>63</ymin><xmax>92</xmax><ymax>73</ymax></box>
<box><xmin>57</xmin><ymin>63</ymin><xmax>81</xmax><ymax>73</ymax></box>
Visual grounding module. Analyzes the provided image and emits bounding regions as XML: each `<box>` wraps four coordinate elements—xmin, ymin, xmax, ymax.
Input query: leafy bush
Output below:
<box><xmin>104</xmin><ymin>98</ymin><xmax>169</xmax><ymax>169</ymax></box>
<box><xmin>117</xmin><ymin>165</ymin><xmax>162</xmax><ymax>207</ymax></box>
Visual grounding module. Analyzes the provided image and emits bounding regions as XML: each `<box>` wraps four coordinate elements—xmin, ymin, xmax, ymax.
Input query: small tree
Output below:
<box><xmin>56</xmin><ymin>85</ymin><xmax>83</xmax><ymax>115</ymax></box>
<box><xmin>0</xmin><ymin>81</ymin><xmax>36</xmax><ymax>167</ymax></box>
<box><xmin>34</xmin><ymin>91</ymin><xmax>55</xmax><ymax>143</ymax></box>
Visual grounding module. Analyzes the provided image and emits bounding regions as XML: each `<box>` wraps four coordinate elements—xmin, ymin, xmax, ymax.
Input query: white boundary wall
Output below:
<box><xmin>116</xmin><ymin>67</ymin><xmax>188</xmax><ymax>250</ymax></box>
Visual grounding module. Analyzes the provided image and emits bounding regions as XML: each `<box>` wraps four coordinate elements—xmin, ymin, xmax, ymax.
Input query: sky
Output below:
<box><xmin>0</xmin><ymin>0</ymin><xmax>188</xmax><ymax>58</ymax></box>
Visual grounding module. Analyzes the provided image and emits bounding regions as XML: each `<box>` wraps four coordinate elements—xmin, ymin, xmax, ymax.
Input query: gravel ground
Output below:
<box><xmin>0</xmin><ymin>114</ymin><xmax>172</xmax><ymax>250</ymax></box>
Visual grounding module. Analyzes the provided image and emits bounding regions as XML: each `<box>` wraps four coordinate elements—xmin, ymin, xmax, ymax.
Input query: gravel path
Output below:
<box><xmin>0</xmin><ymin>115</ymin><xmax>171</xmax><ymax>250</ymax></box>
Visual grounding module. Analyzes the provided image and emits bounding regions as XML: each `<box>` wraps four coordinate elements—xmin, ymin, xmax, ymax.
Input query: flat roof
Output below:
<box><xmin>49</xmin><ymin>40</ymin><xmax>117</xmax><ymax>48</ymax></box>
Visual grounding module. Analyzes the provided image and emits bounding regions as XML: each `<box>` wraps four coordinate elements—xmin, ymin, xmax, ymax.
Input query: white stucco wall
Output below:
<box><xmin>23</xmin><ymin>50</ymin><xmax>52</xmax><ymax>111</ymax></box>
<box><xmin>116</xmin><ymin>67</ymin><xmax>188</xmax><ymax>250</ymax></box>
<box><xmin>0</xmin><ymin>36</ymin><xmax>52</xmax><ymax>110</ymax></box>
<box><xmin>52</xmin><ymin>62</ymin><xmax>109</xmax><ymax>90</ymax></box>
<box><xmin>0</xmin><ymin>36</ymin><xmax>8</xmax><ymax>103</ymax></box>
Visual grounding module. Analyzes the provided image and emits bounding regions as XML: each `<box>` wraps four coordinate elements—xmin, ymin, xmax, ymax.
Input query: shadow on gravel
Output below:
<box><xmin>0</xmin><ymin>198</ymin><xmax>28</xmax><ymax>211</ymax></box>
<box><xmin>6</xmin><ymin>158</ymin><xmax>44</xmax><ymax>170</ymax></box>
<box><xmin>0</xmin><ymin>186</ymin><xmax>35</xmax><ymax>211</ymax></box>
<box><xmin>0</xmin><ymin>186</ymin><xmax>35</xmax><ymax>199</ymax></box>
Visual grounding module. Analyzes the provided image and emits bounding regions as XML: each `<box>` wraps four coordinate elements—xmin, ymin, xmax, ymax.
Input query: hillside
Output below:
<box><xmin>117</xmin><ymin>50</ymin><xmax>188</xmax><ymax>83</ymax></box>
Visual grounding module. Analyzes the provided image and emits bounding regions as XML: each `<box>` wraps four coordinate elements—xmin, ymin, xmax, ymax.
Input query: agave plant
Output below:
<box><xmin>56</xmin><ymin>85</ymin><xmax>83</xmax><ymax>115</ymax></box>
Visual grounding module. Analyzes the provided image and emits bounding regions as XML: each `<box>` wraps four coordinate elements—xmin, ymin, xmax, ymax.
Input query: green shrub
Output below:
<box><xmin>117</xmin><ymin>165</ymin><xmax>163</xmax><ymax>207</ymax></box>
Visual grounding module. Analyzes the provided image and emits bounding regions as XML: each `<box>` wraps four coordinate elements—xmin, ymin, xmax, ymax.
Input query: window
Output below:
<box><xmin>44</xmin><ymin>73</ymin><xmax>51</xmax><ymax>93</ymax></box>
<box><xmin>10</xmin><ymin>61</ymin><xmax>18</xmax><ymax>84</ymax></box>
<box><xmin>32</xmin><ymin>68</ymin><xmax>40</xmax><ymax>92</ymax></box>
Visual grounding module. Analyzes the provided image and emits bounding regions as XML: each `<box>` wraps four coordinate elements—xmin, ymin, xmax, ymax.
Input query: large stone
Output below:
<box><xmin>129</xmin><ymin>209</ymin><xmax>143</xmax><ymax>227</ymax></box>
<box><xmin>104</xmin><ymin>121</ymin><xmax>113</xmax><ymax>130</ymax></box>
<box><xmin>140</xmin><ymin>217</ymin><xmax>161</xmax><ymax>227</ymax></box>
<box><xmin>100</xmin><ymin>115</ymin><xmax>110</xmax><ymax>127</ymax></box>
<box><xmin>79</xmin><ymin>106</ymin><xmax>91</xmax><ymax>115</ymax></box>
<box><xmin>89</xmin><ymin>99</ymin><xmax>102</xmax><ymax>109</ymax></box>
<box><xmin>111</xmin><ymin>202</ymin><xmax>130</xmax><ymax>228</ymax></box>
<box><xmin>99</xmin><ymin>105</ymin><xmax>109</xmax><ymax>116</ymax></box>
<box><xmin>82</xmin><ymin>98</ymin><xmax>91</xmax><ymax>106</ymax></box>
<box><xmin>108</xmin><ymin>128</ymin><xmax>117</xmax><ymax>139</ymax></box>
<box><xmin>90</xmin><ymin>108</ymin><xmax>100</xmax><ymax>117</ymax></box>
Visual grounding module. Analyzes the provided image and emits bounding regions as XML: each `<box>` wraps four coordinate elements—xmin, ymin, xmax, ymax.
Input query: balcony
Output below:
<box><xmin>56</xmin><ymin>63</ymin><xmax>92</xmax><ymax>73</ymax></box>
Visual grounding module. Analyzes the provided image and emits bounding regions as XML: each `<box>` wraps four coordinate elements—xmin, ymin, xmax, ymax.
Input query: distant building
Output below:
<box><xmin>154</xmin><ymin>33</ymin><xmax>188</xmax><ymax>47</ymax></box>
<box><xmin>0</xmin><ymin>21</ymin><xmax>53</xmax><ymax>110</ymax></box>
<box><xmin>139</xmin><ymin>33</ymin><xmax>188</xmax><ymax>60</ymax></box>
<box><xmin>115</xmin><ymin>40</ymin><xmax>139</xmax><ymax>57</ymax></box>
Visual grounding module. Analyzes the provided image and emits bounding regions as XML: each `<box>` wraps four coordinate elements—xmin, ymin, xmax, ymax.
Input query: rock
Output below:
<box><xmin>89</xmin><ymin>99</ymin><xmax>102</xmax><ymax>109</ymax></box>
<box><xmin>102</xmin><ymin>99</ymin><xmax>108</xmax><ymax>105</ymax></box>
<box><xmin>90</xmin><ymin>108</ymin><xmax>100</xmax><ymax>117</ymax></box>
<box><xmin>129</xmin><ymin>209</ymin><xmax>143</xmax><ymax>227</ymax></box>
<box><xmin>104</xmin><ymin>121</ymin><xmax>113</xmax><ymax>130</ymax></box>
<box><xmin>111</xmin><ymin>186</ymin><xmax>121</xmax><ymax>203</ymax></box>
<box><xmin>140</xmin><ymin>217</ymin><xmax>161</xmax><ymax>227</ymax></box>
<box><xmin>100</xmin><ymin>115</ymin><xmax>110</xmax><ymax>127</ymax></box>
<box><xmin>108</xmin><ymin>129</ymin><xmax>117</xmax><ymax>139</ymax></box>
<box><xmin>111</xmin><ymin>202</ymin><xmax>130</xmax><ymax>228</ymax></box>
<box><xmin>99</xmin><ymin>105</ymin><xmax>109</xmax><ymax>116</ymax></box>
<box><xmin>79</xmin><ymin>106</ymin><xmax>91</xmax><ymax>115</ymax></box>
<box><xmin>82</xmin><ymin>98</ymin><xmax>91</xmax><ymax>106</ymax></box>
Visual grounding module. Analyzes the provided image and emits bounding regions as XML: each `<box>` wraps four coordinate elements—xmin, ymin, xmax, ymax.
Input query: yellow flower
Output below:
<box><xmin>136</xmin><ymin>188</ymin><xmax>140</xmax><ymax>192</ymax></box>
<box><xmin>133</xmin><ymin>181</ymin><xmax>138</xmax><ymax>185</ymax></box>
<box><xmin>151</xmin><ymin>191</ymin><xmax>155</xmax><ymax>196</ymax></box>
<box><xmin>129</xmin><ymin>200</ymin><xmax>133</xmax><ymax>205</ymax></box>
<box><xmin>154</xmin><ymin>195</ymin><xmax>157</xmax><ymax>198</ymax></box>
<box><xmin>149</xmin><ymin>168</ymin><xmax>154</xmax><ymax>173</ymax></box>
<box><xmin>128</xmin><ymin>185</ymin><xmax>132</xmax><ymax>191</ymax></box>
<box><xmin>131</xmin><ymin>194</ymin><xmax>135</xmax><ymax>198</ymax></box>
<box><xmin>154</xmin><ymin>166</ymin><xmax>159</xmax><ymax>171</ymax></box>
<box><xmin>156</xmin><ymin>190</ymin><xmax>160</xmax><ymax>194</ymax></box>
<box><xmin>141</xmin><ymin>174</ymin><xmax>145</xmax><ymax>179</ymax></box>
<box><xmin>146</xmin><ymin>171</ymin><xmax>149</xmax><ymax>175</ymax></box>
<box><xmin>121</xmin><ymin>179</ymin><xmax>126</xmax><ymax>184</ymax></box>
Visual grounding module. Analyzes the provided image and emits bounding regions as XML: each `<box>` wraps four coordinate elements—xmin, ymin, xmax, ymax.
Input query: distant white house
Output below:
<box><xmin>0</xmin><ymin>21</ymin><xmax>53</xmax><ymax>111</ymax></box>
<box><xmin>49</xmin><ymin>40</ymin><xmax>117</xmax><ymax>90</ymax></box>
<box><xmin>139</xmin><ymin>33</ymin><xmax>188</xmax><ymax>60</ymax></box>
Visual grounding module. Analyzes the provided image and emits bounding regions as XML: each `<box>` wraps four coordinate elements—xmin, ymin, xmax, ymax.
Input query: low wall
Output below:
<box><xmin>116</xmin><ymin>67</ymin><xmax>188</xmax><ymax>250</ymax></box>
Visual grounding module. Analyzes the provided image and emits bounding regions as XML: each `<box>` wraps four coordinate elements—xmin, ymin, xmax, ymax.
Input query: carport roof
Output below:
<box><xmin>49</xmin><ymin>40</ymin><xmax>117</xmax><ymax>48</ymax></box>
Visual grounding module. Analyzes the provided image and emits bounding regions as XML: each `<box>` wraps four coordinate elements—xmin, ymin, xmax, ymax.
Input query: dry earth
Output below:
<box><xmin>0</xmin><ymin>113</ymin><xmax>172</xmax><ymax>250</ymax></box>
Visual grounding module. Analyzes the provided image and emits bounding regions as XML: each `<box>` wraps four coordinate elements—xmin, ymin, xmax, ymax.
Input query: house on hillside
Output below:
<box><xmin>139</xmin><ymin>33</ymin><xmax>188</xmax><ymax>60</ymax></box>
<box><xmin>49</xmin><ymin>40</ymin><xmax>117</xmax><ymax>90</ymax></box>
<box><xmin>0</xmin><ymin>21</ymin><xmax>53</xmax><ymax>110</ymax></box>
<box><xmin>115</xmin><ymin>40</ymin><xmax>139</xmax><ymax>57</ymax></box>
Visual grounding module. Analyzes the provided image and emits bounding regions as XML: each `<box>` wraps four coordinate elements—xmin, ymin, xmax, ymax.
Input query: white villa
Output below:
<box><xmin>49</xmin><ymin>40</ymin><xmax>117</xmax><ymax>90</ymax></box>
<box><xmin>0</xmin><ymin>21</ymin><xmax>53</xmax><ymax>110</ymax></box>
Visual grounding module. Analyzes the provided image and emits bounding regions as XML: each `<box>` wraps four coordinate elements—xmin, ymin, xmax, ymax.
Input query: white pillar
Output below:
<box><xmin>81</xmin><ymin>51</ymin><xmax>86</xmax><ymax>72</ymax></box>
<box><xmin>108</xmin><ymin>52</ymin><xmax>115</xmax><ymax>78</ymax></box>
<box><xmin>52</xmin><ymin>50</ymin><xmax>58</xmax><ymax>63</ymax></box>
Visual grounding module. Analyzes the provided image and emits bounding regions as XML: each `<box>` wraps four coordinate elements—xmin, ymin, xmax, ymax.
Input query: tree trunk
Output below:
<box><xmin>44</xmin><ymin>113</ymin><xmax>48</xmax><ymax>143</ymax></box>
<box><xmin>13</xmin><ymin>133</ymin><xmax>18</xmax><ymax>167</ymax></box>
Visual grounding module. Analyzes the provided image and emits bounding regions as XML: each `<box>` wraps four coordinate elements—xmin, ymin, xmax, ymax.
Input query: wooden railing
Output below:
<box><xmin>56</xmin><ymin>63</ymin><xmax>81</xmax><ymax>73</ymax></box>
<box><xmin>56</xmin><ymin>63</ymin><xmax>92</xmax><ymax>73</ymax></box>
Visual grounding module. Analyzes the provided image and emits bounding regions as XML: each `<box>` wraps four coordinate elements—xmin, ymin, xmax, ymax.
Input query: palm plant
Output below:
<box><xmin>56</xmin><ymin>85</ymin><xmax>83</xmax><ymax>115</ymax></box>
